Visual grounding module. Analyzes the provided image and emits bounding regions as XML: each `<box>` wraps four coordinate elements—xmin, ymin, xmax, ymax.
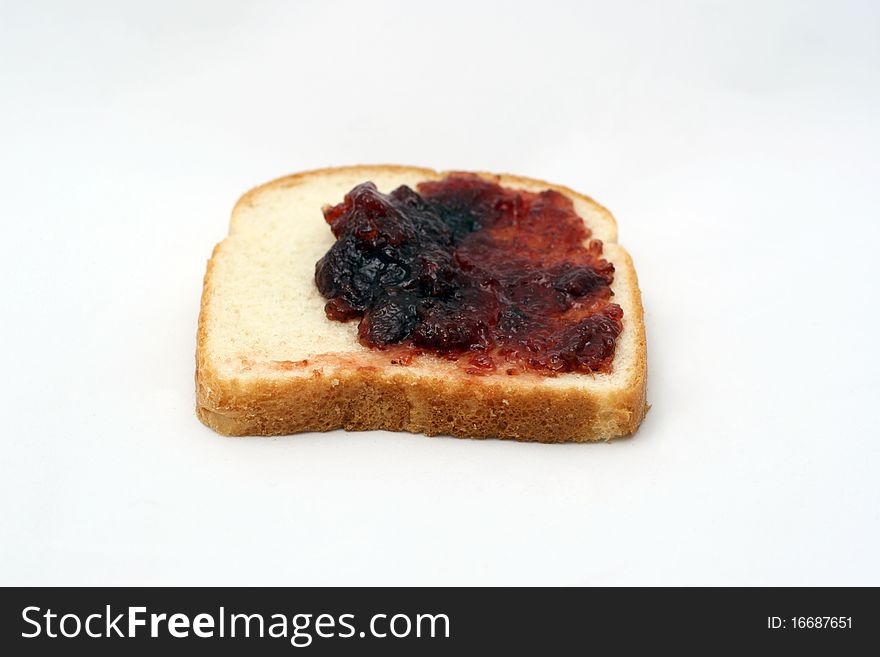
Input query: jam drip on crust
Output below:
<box><xmin>315</xmin><ymin>174</ymin><xmax>622</xmax><ymax>375</ymax></box>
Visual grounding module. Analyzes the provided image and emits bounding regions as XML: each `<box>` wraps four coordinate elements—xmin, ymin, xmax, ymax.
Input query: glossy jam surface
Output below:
<box><xmin>315</xmin><ymin>174</ymin><xmax>622</xmax><ymax>375</ymax></box>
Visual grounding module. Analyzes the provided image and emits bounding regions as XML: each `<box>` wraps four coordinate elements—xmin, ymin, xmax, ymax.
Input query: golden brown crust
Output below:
<box><xmin>196</xmin><ymin>165</ymin><xmax>647</xmax><ymax>442</ymax></box>
<box><xmin>231</xmin><ymin>165</ymin><xmax>618</xmax><ymax>240</ymax></box>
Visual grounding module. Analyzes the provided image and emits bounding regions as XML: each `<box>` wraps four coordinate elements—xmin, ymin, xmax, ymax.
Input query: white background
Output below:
<box><xmin>2</xmin><ymin>0</ymin><xmax>878</xmax><ymax>585</ymax></box>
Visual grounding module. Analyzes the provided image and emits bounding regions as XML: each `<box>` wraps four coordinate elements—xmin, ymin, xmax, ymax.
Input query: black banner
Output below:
<box><xmin>0</xmin><ymin>587</ymin><xmax>874</xmax><ymax>653</ymax></box>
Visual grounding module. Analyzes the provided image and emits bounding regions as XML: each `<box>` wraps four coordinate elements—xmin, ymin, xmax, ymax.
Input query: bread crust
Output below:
<box><xmin>196</xmin><ymin>165</ymin><xmax>647</xmax><ymax>442</ymax></box>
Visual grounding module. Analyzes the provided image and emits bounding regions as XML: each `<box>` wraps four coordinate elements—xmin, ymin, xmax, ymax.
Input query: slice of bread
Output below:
<box><xmin>196</xmin><ymin>165</ymin><xmax>647</xmax><ymax>442</ymax></box>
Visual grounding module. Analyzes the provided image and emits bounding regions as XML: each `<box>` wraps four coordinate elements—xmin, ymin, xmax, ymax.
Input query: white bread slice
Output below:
<box><xmin>196</xmin><ymin>165</ymin><xmax>647</xmax><ymax>442</ymax></box>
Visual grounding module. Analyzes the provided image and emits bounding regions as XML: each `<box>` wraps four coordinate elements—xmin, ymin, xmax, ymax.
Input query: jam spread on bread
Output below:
<box><xmin>315</xmin><ymin>174</ymin><xmax>622</xmax><ymax>375</ymax></box>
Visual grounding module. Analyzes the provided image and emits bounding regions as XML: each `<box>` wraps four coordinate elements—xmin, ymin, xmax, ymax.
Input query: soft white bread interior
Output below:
<box><xmin>197</xmin><ymin>165</ymin><xmax>647</xmax><ymax>441</ymax></box>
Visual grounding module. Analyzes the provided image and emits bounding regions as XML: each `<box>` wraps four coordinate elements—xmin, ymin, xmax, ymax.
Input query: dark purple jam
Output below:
<box><xmin>314</xmin><ymin>174</ymin><xmax>622</xmax><ymax>375</ymax></box>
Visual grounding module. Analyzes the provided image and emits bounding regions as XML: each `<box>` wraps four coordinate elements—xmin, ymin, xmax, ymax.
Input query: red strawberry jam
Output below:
<box><xmin>315</xmin><ymin>174</ymin><xmax>622</xmax><ymax>375</ymax></box>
